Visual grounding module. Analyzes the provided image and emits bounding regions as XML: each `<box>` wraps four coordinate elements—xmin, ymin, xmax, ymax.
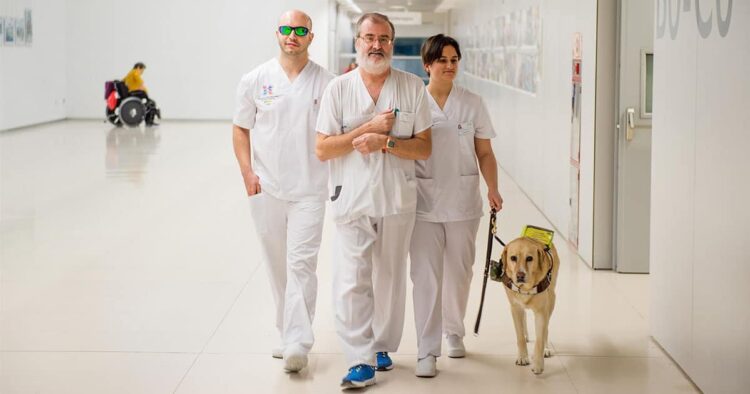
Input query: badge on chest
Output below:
<box><xmin>457</xmin><ymin>121</ymin><xmax>474</xmax><ymax>134</ymax></box>
<box><xmin>259</xmin><ymin>84</ymin><xmax>281</xmax><ymax>106</ymax></box>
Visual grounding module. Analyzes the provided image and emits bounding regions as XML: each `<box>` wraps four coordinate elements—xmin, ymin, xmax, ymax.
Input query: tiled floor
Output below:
<box><xmin>0</xmin><ymin>121</ymin><xmax>699</xmax><ymax>393</ymax></box>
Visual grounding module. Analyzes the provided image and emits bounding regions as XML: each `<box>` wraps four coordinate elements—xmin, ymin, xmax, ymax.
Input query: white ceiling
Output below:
<box><xmin>351</xmin><ymin>0</ymin><xmax>445</xmax><ymax>13</ymax></box>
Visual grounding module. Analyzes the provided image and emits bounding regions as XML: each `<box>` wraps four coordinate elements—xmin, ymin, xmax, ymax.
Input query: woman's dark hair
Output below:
<box><xmin>420</xmin><ymin>34</ymin><xmax>461</xmax><ymax>76</ymax></box>
<box><xmin>133</xmin><ymin>62</ymin><xmax>146</xmax><ymax>70</ymax></box>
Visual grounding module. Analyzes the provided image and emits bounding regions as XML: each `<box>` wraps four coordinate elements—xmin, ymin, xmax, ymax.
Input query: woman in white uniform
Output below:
<box><xmin>410</xmin><ymin>34</ymin><xmax>503</xmax><ymax>377</ymax></box>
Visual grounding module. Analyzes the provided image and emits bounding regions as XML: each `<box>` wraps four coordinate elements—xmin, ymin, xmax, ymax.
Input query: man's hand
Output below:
<box><xmin>367</xmin><ymin>109</ymin><xmax>396</xmax><ymax>135</ymax></box>
<box><xmin>352</xmin><ymin>133</ymin><xmax>388</xmax><ymax>155</ymax></box>
<box><xmin>242</xmin><ymin>170</ymin><xmax>262</xmax><ymax>196</ymax></box>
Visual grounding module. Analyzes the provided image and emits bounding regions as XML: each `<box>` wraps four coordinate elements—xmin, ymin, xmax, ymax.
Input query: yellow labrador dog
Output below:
<box><xmin>500</xmin><ymin>237</ymin><xmax>559</xmax><ymax>374</ymax></box>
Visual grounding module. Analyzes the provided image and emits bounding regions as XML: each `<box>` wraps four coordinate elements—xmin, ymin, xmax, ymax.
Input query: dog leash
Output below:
<box><xmin>474</xmin><ymin>209</ymin><xmax>506</xmax><ymax>335</ymax></box>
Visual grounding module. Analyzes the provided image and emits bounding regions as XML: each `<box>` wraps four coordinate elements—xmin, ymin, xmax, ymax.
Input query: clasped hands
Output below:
<box><xmin>352</xmin><ymin>109</ymin><xmax>395</xmax><ymax>155</ymax></box>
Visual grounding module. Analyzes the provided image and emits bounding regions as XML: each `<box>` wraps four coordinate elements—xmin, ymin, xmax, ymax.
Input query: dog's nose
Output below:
<box><xmin>516</xmin><ymin>272</ymin><xmax>526</xmax><ymax>283</ymax></box>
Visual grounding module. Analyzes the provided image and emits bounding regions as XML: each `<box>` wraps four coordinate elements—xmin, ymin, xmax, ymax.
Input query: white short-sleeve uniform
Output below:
<box><xmin>233</xmin><ymin>58</ymin><xmax>333</xmax><ymax>357</ymax></box>
<box><xmin>316</xmin><ymin>68</ymin><xmax>431</xmax><ymax>367</ymax></box>
<box><xmin>409</xmin><ymin>85</ymin><xmax>496</xmax><ymax>359</ymax></box>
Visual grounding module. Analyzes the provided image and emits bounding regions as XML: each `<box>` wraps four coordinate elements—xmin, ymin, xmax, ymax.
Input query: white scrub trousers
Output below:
<box><xmin>248</xmin><ymin>192</ymin><xmax>325</xmax><ymax>356</ymax></box>
<box><xmin>409</xmin><ymin>218</ymin><xmax>481</xmax><ymax>359</ymax></box>
<box><xmin>332</xmin><ymin>213</ymin><xmax>415</xmax><ymax>367</ymax></box>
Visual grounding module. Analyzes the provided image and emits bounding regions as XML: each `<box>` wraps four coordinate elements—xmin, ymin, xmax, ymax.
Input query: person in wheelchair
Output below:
<box><xmin>122</xmin><ymin>62</ymin><xmax>160</xmax><ymax>126</ymax></box>
<box><xmin>105</xmin><ymin>62</ymin><xmax>161</xmax><ymax>127</ymax></box>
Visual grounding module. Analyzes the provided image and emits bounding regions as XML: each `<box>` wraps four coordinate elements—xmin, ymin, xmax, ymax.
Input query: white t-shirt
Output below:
<box><xmin>233</xmin><ymin>58</ymin><xmax>334</xmax><ymax>201</ymax></box>
<box><xmin>415</xmin><ymin>85</ymin><xmax>496</xmax><ymax>222</ymax></box>
<box><xmin>316</xmin><ymin>68</ymin><xmax>432</xmax><ymax>223</ymax></box>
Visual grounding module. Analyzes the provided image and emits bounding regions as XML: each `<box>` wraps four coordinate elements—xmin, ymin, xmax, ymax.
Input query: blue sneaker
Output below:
<box><xmin>376</xmin><ymin>352</ymin><xmax>393</xmax><ymax>371</ymax></box>
<box><xmin>341</xmin><ymin>364</ymin><xmax>376</xmax><ymax>389</ymax></box>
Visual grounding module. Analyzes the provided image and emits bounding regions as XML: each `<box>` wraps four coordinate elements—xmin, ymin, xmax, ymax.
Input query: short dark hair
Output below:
<box><xmin>420</xmin><ymin>34</ymin><xmax>462</xmax><ymax>76</ymax></box>
<box><xmin>356</xmin><ymin>13</ymin><xmax>395</xmax><ymax>39</ymax></box>
<box><xmin>133</xmin><ymin>62</ymin><xmax>146</xmax><ymax>70</ymax></box>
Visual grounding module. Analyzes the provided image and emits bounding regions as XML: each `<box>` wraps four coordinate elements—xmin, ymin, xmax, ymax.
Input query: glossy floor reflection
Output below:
<box><xmin>0</xmin><ymin>120</ymin><xmax>698</xmax><ymax>393</ymax></box>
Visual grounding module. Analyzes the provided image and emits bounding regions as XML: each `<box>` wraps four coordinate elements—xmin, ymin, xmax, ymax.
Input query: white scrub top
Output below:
<box><xmin>415</xmin><ymin>85</ymin><xmax>496</xmax><ymax>222</ymax></box>
<box><xmin>316</xmin><ymin>67</ymin><xmax>432</xmax><ymax>224</ymax></box>
<box><xmin>233</xmin><ymin>58</ymin><xmax>334</xmax><ymax>202</ymax></box>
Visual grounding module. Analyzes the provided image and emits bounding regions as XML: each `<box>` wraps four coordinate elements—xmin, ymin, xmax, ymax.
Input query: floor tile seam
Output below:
<box><xmin>557</xmin><ymin>351</ymin><xmax>581</xmax><ymax>394</ymax></box>
<box><xmin>556</xmin><ymin>354</ymin><xmax>663</xmax><ymax>359</ymax></box>
<box><xmin>606</xmin><ymin>274</ymin><xmax>650</xmax><ymax>321</ymax></box>
<box><xmin>0</xmin><ymin>350</ymin><xmax>200</xmax><ymax>355</ymax></box>
<box><xmin>597</xmin><ymin>273</ymin><xmax>651</xmax><ymax>323</ymax></box>
<box><xmin>170</xmin><ymin>263</ymin><xmax>260</xmax><ymax>394</ymax></box>
<box><xmin>196</xmin><ymin>351</ymin><xmax>656</xmax><ymax>359</ymax></box>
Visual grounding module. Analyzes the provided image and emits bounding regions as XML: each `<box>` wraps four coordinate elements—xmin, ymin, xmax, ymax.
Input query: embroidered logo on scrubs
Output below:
<box><xmin>259</xmin><ymin>85</ymin><xmax>279</xmax><ymax>106</ymax></box>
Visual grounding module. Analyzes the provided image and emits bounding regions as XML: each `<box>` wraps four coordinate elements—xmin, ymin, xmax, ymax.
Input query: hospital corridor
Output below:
<box><xmin>1</xmin><ymin>1</ymin><xmax>748</xmax><ymax>393</ymax></box>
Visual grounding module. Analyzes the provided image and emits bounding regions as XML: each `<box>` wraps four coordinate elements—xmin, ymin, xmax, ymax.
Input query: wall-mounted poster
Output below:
<box><xmin>24</xmin><ymin>9</ymin><xmax>32</xmax><ymax>45</ymax></box>
<box><xmin>15</xmin><ymin>17</ymin><xmax>25</xmax><ymax>45</ymax></box>
<box><xmin>5</xmin><ymin>18</ymin><xmax>15</xmax><ymax>45</ymax></box>
<box><xmin>0</xmin><ymin>18</ymin><xmax>5</xmax><ymax>46</ymax></box>
<box><xmin>461</xmin><ymin>5</ymin><xmax>543</xmax><ymax>95</ymax></box>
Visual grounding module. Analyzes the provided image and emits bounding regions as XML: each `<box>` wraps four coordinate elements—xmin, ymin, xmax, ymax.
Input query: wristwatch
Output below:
<box><xmin>383</xmin><ymin>136</ymin><xmax>396</xmax><ymax>153</ymax></box>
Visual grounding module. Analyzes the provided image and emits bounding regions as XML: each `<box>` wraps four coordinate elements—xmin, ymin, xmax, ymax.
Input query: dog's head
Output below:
<box><xmin>502</xmin><ymin>237</ymin><xmax>552</xmax><ymax>291</ymax></box>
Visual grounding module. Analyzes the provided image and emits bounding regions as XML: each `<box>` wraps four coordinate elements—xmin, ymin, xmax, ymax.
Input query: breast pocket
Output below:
<box><xmin>343</xmin><ymin>114</ymin><xmax>373</xmax><ymax>133</ymax></box>
<box><xmin>393</xmin><ymin>111</ymin><xmax>415</xmax><ymax>138</ymax></box>
<box><xmin>458</xmin><ymin>121</ymin><xmax>479</xmax><ymax>175</ymax></box>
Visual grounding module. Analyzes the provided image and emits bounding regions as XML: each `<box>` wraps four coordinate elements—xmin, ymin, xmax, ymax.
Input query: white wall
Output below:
<box><xmin>65</xmin><ymin>0</ymin><xmax>332</xmax><ymax>120</ymax></box>
<box><xmin>651</xmin><ymin>2</ymin><xmax>750</xmax><ymax>393</ymax></box>
<box><xmin>0</xmin><ymin>0</ymin><xmax>67</xmax><ymax>131</ymax></box>
<box><xmin>450</xmin><ymin>0</ymin><xmax>598</xmax><ymax>263</ymax></box>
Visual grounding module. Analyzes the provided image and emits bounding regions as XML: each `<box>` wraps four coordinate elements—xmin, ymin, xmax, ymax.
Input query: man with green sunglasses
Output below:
<box><xmin>232</xmin><ymin>9</ymin><xmax>334</xmax><ymax>374</ymax></box>
<box><xmin>278</xmin><ymin>25</ymin><xmax>309</xmax><ymax>37</ymax></box>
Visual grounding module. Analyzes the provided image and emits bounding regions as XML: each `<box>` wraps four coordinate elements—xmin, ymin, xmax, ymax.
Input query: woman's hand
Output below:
<box><xmin>488</xmin><ymin>189</ymin><xmax>503</xmax><ymax>211</ymax></box>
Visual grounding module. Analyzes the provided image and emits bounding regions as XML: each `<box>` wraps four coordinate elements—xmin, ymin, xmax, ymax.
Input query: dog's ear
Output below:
<box><xmin>501</xmin><ymin>245</ymin><xmax>508</xmax><ymax>267</ymax></box>
<box><xmin>537</xmin><ymin>247</ymin><xmax>544</xmax><ymax>270</ymax></box>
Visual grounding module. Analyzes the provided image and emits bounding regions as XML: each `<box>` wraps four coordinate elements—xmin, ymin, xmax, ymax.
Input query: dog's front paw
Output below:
<box><xmin>544</xmin><ymin>348</ymin><xmax>552</xmax><ymax>358</ymax></box>
<box><xmin>515</xmin><ymin>356</ymin><xmax>530</xmax><ymax>366</ymax></box>
<box><xmin>531</xmin><ymin>361</ymin><xmax>544</xmax><ymax>374</ymax></box>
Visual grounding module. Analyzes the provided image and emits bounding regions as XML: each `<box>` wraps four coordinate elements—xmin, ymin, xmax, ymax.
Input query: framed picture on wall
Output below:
<box><xmin>5</xmin><ymin>18</ymin><xmax>15</xmax><ymax>45</ymax></box>
<box><xmin>16</xmin><ymin>17</ymin><xmax>26</xmax><ymax>45</ymax></box>
<box><xmin>25</xmin><ymin>9</ymin><xmax>33</xmax><ymax>45</ymax></box>
<box><xmin>0</xmin><ymin>18</ymin><xmax>5</xmax><ymax>46</ymax></box>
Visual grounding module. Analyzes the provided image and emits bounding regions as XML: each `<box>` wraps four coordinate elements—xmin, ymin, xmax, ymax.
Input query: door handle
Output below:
<box><xmin>626</xmin><ymin>108</ymin><xmax>636</xmax><ymax>141</ymax></box>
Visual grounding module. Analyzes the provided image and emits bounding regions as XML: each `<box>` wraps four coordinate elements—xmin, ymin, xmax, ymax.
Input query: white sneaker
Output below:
<box><xmin>272</xmin><ymin>347</ymin><xmax>283</xmax><ymax>359</ymax></box>
<box><xmin>415</xmin><ymin>355</ymin><xmax>437</xmax><ymax>378</ymax></box>
<box><xmin>283</xmin><ymin>352</ymin><xmax>308</xmax><ymax>373</ymax></box>
<box><xmin>446</xmin><ymin>335</ymin><xmax>466</xmax><ymax>358</ymax></box>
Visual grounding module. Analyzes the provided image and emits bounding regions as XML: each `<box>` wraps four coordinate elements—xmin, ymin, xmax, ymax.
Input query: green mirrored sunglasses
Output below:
<box><xmin>278</xmin><ymin>26</ymin><xmax>309</xmax><ymax>37</ymax></box>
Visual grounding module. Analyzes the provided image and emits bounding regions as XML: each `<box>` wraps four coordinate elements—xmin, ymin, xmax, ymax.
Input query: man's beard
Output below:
<box><xmin>357</xmin><ymin>49</ymin><xmax>391</xmax><ymax>74</ymax></box>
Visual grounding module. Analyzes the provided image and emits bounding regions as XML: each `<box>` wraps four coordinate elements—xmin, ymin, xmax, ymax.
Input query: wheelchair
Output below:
<box><xmin>105</xmin><ymin>80</ymin><xmax>161</xmax><ymax>127</ymax></box>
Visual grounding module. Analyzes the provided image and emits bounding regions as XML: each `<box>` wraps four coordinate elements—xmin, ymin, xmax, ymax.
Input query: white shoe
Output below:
<box><xmin>272</xmin><ymin>347</ymin><xmax>283</xmax><ymax>359</ymax></box>
<box><xmin>415</xmin><ymin>355</ymin><xmax>437</xmax><ymax>378</ymax></box>
<box><xmin>446</xmin><ymin>335</ymin><xmax>466</xmax><ymax>358</ymax></box>
<box><xmin>283</xmin><ymin>352</ymin><xmax>308</xmax><ymax>373</ymax></box>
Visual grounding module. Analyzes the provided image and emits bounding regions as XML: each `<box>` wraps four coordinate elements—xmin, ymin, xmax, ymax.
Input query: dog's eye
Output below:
<box><xmin>525</xmin><ymin>256</ymin><xmax>533</xmax><ymax>262</ymax></box>
<box><xmin>510</xmin><ymin>255</ymin><xmax>517</xmax><ymax>262</ymax></box>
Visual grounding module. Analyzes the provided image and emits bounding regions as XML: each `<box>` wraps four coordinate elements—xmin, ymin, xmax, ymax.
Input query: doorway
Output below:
<box><xmin>613</xmin><ymin>0</ymin><xmax>655</xmax><ymax>273</ymax></box>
